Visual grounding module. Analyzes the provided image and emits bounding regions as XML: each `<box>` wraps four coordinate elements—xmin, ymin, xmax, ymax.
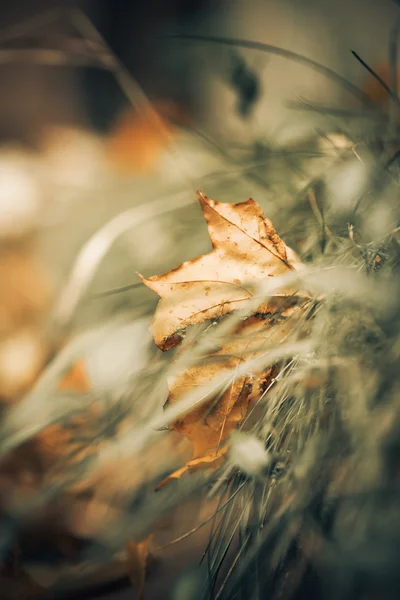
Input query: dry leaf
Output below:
<box><xmin>164</xmin><ymin>308</ymin><xmax>300</xmax><ymax>459</ymax></box>
<box><xmin>126</xmin><ymin>535</ymin><xmax>153</xmax><ymax>600</ymax></box>
<box><xmin>0</xmin><ymin>248</ymin><xmax>52</xmax><ymax>339</ymax></box>
<box><xmin>143</xmin><ymin>192</ymin><xmax>311</xmax><ymax>477</ymax></box>
<box><xmin>141</xmin><ymin>190</ymin><xmax>306</xmax><ymax>351</ymax></box>
<box><xmin>58</xmin><ymin>359</ymin><xmax>90</xmax><ymax>392</ymax></box>
<box><xmin>0</xmin><ymin>245</ymin><xmax>53</xmax><ymax>405</ymax></box>
<box><xmin>167</xmin><ymin>354</ymin><xmax>255</xmax><ymax>457</ymax></box>
<box><xmin>107</xmin><ymin>100</ymin><xmax>189</xmax><ymax>174</ymax></box>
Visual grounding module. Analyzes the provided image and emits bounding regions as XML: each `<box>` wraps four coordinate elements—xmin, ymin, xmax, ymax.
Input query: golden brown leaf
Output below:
<box><xmin>0</xmin><ymin>246</ymin><xmax>53</xmax><ymax>403</ymax></box>
<box><xmin>164</xmin><ymin>306</ymin><xmax>303</xmax><ymax>460</ymax></box>
<box><xmin>126</xmin><ymin>535</ymin><xmax>153</xmax><ymax>600</ymax></box>
<box><xmin>107</xmin><ymin>99</ymin><xmax>191</xmax><ymax>174</ymax></box>
<box><xmin>167</xmin><ymin>353</ymin><xmax>253</xmax><ymax>458</ymax></box>
<box><xmin>0</xmin><ymin>248</ymin><xmax>52</xmax><ymax>339</ymax></box>
<box><xmin>141</xmin><ymin>191</ymin><xmax>307</xmax><ymax>351</ymax></box>
<box><xmin>58</xmin><ymin>359</ymin><xmax>90</xmax><ymax>392</ymax></box>
<box><xmin>143</xmin><ymin>192</ymin><xmax>310</xmax><ymax>478</ymax></box>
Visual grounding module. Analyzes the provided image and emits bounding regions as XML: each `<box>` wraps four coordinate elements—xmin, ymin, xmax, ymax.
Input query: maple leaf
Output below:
<box><xmin>164</xmin><ymin>306</ymin><xmax>303</xmax><ymax>461</ymax></box>
<box><xmin>140</xmin><ymin>190</ymin><xmax>307</xmax><ymax>351</ymax></box>
<box><xmin>143</xmin><ymin>192</ymin><xmax>311</xmax><ymax>476</ymax></box>
<box><xmin>167</xmin><ymin>355</ymin><xmax>253</xmax><ymax>458</ymax></box>
<box><xmin>126</xmin><ymin>535</ymin><xmax>153</xmax><ymax>600</ymax></box>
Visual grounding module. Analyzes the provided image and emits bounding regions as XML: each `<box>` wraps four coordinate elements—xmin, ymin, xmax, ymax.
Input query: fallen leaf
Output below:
<box><xmin>166</xmin><ymin>353</ymin><xmax>254</xmax><ymax>455</ymax></box>
<box><xmin>58</xmin><ymin>359</ymin><xmax>90</xmax><ymax>392</ymax></box>
<box><xmin>164</xmin><ymin>308</ymin><xmax>300</xmax><ymax>459</ymax></box>
<box><xmin>143</xmin><ymin>192</ymin><xmax>311</xmax><ymax>478</ymax></box>
<box><xmin>107</xmin><ymin>100</ymin><xmax>190</xmax><ymax>174</ymax></box>
<box><xmin>141</xmin><ymin>190</ymin><xmax>307</xmax><ymax>351</ymax></box>
<box><xmin>0</xmin><ymin>248</ymin><xmax>53</xmax><ymax>404</ymax></box>
<box><xmin>0</xmin><ymin>248</ymin><xmax>52</xmax><ymax>339</ymax></box>
<box><xmin>126</xmin><ymin>535</ymin><xmax>153</xmax><ymax>600</ymax></box>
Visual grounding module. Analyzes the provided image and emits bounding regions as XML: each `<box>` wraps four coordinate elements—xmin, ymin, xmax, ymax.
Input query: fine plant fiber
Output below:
<box><xmin>0</xmin><ymin>5</ymin><xmax>400</xmax><ymax>600</ymax></box>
